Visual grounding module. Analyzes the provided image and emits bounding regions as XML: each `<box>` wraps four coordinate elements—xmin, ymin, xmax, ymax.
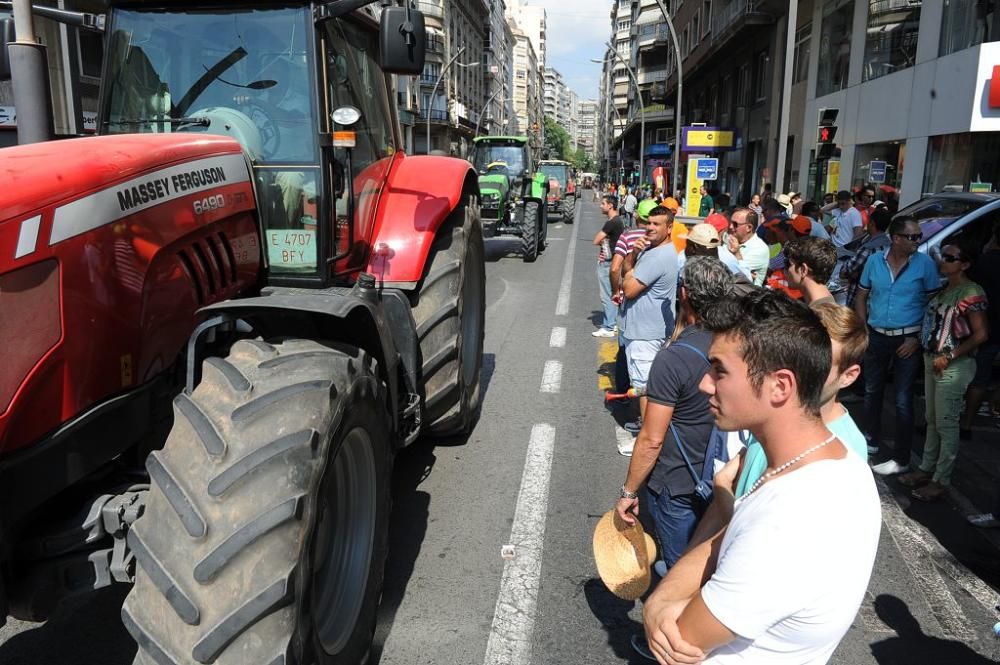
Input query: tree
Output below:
<box><xmin>572</xmin><ymin>148</ymin><xmax>595</xmax><ymax>172</ymax></box>
<box><xmin>542</xmin><ymin>116</ymin><xmax>571</xmax><ymax>161</ymax></box>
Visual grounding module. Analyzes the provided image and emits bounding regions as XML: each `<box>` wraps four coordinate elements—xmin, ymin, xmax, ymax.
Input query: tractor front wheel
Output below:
<box><xmin>521</xmin><ymin>201</ymin><xmax>541</xmax><ymax>263</ymax></box>
<box><xmin>123</xmin><ymin>339</ymin><xmax>392</xmax><ymax>665</ymax></box>
<box><xmin>564</xmin><ymin>195</ymin><xmax>576</xmax><ymax>223</ymax></box>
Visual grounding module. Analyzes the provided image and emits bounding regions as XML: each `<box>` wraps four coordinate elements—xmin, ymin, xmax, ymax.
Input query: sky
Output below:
<box><xmin>523</xmin><ymin>0</ymin><xmax>611</xmax><ymax>102</ymax></box>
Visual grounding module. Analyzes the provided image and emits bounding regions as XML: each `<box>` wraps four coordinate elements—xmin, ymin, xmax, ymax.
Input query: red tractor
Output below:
<box><xmin>0</xmin><ymin>3</ymin><xmax>484</xmax><ymax>664</ymax></box>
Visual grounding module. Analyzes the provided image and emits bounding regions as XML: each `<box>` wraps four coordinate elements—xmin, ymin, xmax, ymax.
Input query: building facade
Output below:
<box><xmin>577</xmin><ymin>98</ymin><xmax>599</xmax><ymax>160</ymax></box>
<box><xmin>798</xmin><ymin>0</ymin><xmax>1000</xmax><ymax>207</ymax></box>
<box><xmin>483</xmin><ymin>0</ymin><xmax>515</xmax><ymax>137</ymax></box>
<box><xmin>510</xmin><ymin>25</ymin><xmax>542</xmax><ymax>151</ymax></box>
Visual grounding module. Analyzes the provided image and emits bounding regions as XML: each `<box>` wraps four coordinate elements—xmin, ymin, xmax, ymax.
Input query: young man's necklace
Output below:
<box><xmin>744</xmin><ymin>434</ymin><xmax>837</xmax><ymax>497</ymax></box>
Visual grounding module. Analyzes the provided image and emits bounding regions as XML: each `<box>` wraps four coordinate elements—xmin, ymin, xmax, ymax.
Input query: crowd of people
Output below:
<box><xmin>587</xmin><ymin>183</ymin><xmax>1000</xmax><ymax>662</ymax></box>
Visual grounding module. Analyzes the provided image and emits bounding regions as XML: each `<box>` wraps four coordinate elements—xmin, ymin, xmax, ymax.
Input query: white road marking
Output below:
<box><xmin>483</xmin><ymin>424</ymin><xmax>555</xmax><ymax>665</ymax></box>
<box><xmin>877</xmin><ymin>478</ymin><xmax>997</xmax><ymax>640</ymax></box>
<box><xmin>539</xmin><ymin>360</ymin><xmax>562</xmax><ymax>393</ymax></box>
<box><xmin>549</xmin><ymin>327</ymin><xmax>566</xmax><ymax>348</ymax></box>
<box><xmin>554</xmin><ymin>203</ymin><xmax>581</xmax><ymax>316</ymax></box>
<box><xmin>487</xmin><ymin>277</ymin><xmax>511</xmax><ymax>314</ymax></box>
<box><xmin>15</xmin><ymin>215</ymin><xmax>41</xmax><ymax>259</ymax></box>
<box><xmin>555</xmin><ymin>224</ymin><xmax>564</xmax><ymax>229</ymax></box>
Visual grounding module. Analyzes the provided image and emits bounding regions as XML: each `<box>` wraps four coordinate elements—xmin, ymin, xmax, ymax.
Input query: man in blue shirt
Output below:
<box><xmin>854</xmin><ymin>217</ymin><xmax>940</xmax><ymax>475</ymax></box>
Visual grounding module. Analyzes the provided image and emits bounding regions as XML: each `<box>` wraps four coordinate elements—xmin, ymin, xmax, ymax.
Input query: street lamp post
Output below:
<box><xmin>653</xmin><ymin>0</ymin><xmax>683</xmax><ymax>198</ymax></box>
<box><xmin>602</xmin><ymin>43</ymin><xmax>644</xmax><ymax>189</ymax></box>
<box><xmin>425</xmin><ymin>47</ymin><xmax>478</xmax><ymax>154</ymax></box>
<box><xmin>474</xmin><ymin>90</ymin><xmax>512</xmax><ymax>138</ymax></box>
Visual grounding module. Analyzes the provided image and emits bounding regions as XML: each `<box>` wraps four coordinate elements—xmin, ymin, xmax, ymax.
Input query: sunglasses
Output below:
<box><xmin>940</xmin><ymin>253</ymin><xmax>964</xmax><ymax>263</ymax></box>
<box><xmin>895</xmin><ymin>233</ymin><xmax>922</xmax><ymax>242</ymax></box>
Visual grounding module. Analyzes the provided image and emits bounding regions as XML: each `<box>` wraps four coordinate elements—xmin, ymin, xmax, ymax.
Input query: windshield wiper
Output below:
<box><xmin>103</xmin><ymin>117</ymin><xmax>211</xmax><ymax>128</ymax></box>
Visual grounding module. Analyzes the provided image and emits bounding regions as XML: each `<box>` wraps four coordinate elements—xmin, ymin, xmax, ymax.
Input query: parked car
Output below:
<box><xmin>830</xmin><ymin>193</ymin><xmax>1000</xmax><ymax>303</ymax></box>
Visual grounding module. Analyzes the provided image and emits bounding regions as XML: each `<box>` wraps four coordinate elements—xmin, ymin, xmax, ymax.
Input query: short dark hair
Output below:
<box><xmin>870</xmin><ymin>207</ymin><xmax>892</xmax><ymax>233</ymax></box>
<box><xmin>648</xmin><ymin>205</ymin><xmax>674</xmax><ymax>221</ymax></box>
<box><xmin>702</xmin><ymin>290</ymin><xmax>831</xmax><ymax>416</ymax></box>
<box><xmin>801</xmin><ymin>201</ymin><xmax>821</xmax><ymax>220</ymax></box>
<box><xmin>837</xmin><ymin>190</ymin><xmax>852</xmax><ymax>201</ymax></box>
<box><xmin>732</xmin><ymin>207</ymin><xmax>759</xmax><ymax>231</ymax></box>
<box><xmin>715</xmin><ymin>193</ymin><xmax>731</xmax><ymax>210</ymax></box>
<box><xmin>784</xmin><ymin>236</ymin><xmax>838</xmax><ymax>283</ymax></box>
<box><xmin>853</xmin><ymin>190</ymin><xmax>867</xmax><ymax>202</ymax></box>
<box><xmin>888</xmin><ymin>215</ymin><xmax>917</xmax><ymax>236</ymax></box>
<box><xmin>602</xmin><ymin>194</ymin><xmax>619</xmax><ymax>209</ymax></box>
<box><xmin>762</xmin><ymin>198</ymin><xmax>784</xmax><ymax>214</ymax></box>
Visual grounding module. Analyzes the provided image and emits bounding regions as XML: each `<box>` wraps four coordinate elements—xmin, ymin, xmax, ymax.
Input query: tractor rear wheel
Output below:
<box><xmin>411</xmin><ymin>195</ymin><xmax>486</xmax><ymax>436</ymax></box>
<box><xmin>521</xmin><ymin>201</ymin><xmax>540</xmax><ymax>263</ymax></box>
<box><xmin>123</xmin><ymin>339</ymin><xmax>392</xmax><ymax>665</ymax></box>
<box><xmin>564</xmin><ymin>195</ymin><xmax>576</xmax><ymax>223</ymax></box>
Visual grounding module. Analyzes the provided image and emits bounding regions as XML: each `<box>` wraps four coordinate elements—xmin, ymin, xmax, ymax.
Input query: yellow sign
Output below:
<box><xmin>685</xmin><ymin>130</ymin><xmax>736</xmax><ymax>150</ymax></box>
<box><xmin>685</xmin><ymin>158</ymin><xmax>704</xmax><ymax>217</ymax></box>
<box><xmin>826</xmin><ymin>160</ymin><xmax>840</xmax><ymax>195</ymax></box>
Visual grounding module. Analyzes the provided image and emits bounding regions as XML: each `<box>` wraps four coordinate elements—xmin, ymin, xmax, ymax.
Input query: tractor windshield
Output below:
<box><xmin>540</xmin><ymin>164</ymin><xmax>568</xmax><ymax>185</ymax></box>
<box><xmin>472</xmin><ymin>144</ymin><xmax>526</xmax><ymax>176</ymax></box>
<box><xmin>102</xmin><ymin>6</ymin><xmax>323</xmax><ymax>275</ymax></box>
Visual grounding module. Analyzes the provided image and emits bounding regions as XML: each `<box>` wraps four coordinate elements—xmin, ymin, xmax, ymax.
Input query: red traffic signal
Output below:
<box><xmin>817</xmin><ymin>126</ymin><xmax>838</xmax><ymax>144</ymax></box>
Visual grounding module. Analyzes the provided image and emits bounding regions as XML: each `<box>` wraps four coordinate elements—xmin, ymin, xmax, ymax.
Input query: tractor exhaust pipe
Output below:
<box><xmin>8</xmin><ymin>0</ymin><xmax>54</xmax><ymax>144</ymax></box>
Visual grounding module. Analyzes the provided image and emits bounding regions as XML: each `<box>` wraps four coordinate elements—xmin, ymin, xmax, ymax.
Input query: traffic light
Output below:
<box><xmin>816</xmin><ymin>108</ymin><xmax>839</xmax><ymax>159</ymax></box>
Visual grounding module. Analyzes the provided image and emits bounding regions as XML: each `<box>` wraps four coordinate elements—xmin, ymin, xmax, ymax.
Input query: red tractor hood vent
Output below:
<box><xmin>0</xmin><ymin>134</ymin><xmax>247</xmax><ymax>223</ymax></box>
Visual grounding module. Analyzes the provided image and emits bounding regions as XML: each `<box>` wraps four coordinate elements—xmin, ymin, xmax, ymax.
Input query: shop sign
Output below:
<box><xmin>970</xmin><ymin>182</ymin><xmax>993</xmax><ymax>193</ymax></box>
<box><xmin>826</xmin><ymin>160</ymin><xmax>840</xmax><ymax>194</ymax></box>
<box><xmin>990</xmin><ymin>65</ymin><xmax>1000</xmax><ymax>109</ymax></box>
<box><xmin>869</xmin><ymin>160</ymin><xmax>887</xmax><ymax>184</ymax></box>
<box><xmin>695</xmin><ymin>158</ymin><xmax>718</xmax><ymax>181</ymax></box>
<box><xmin>0</xmin><ymin>106</ymin><xmax>15</xmax><ymax>128</ymax></box>
<box><xmin>685</xmin><ymin>156</ymin><xmax>705</xmax><ymax>217</ymax></box>
<box><xmin>681</xmin><ymin>126</ymin><xmax>737</xmax><ymax>152</ymax></box>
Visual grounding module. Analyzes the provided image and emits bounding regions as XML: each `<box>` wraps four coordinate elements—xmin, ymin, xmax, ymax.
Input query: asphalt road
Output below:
<box><xmin>2</xmin><ymin>197</ymin><xmax>999</xmax><ymax>665</ymax></box>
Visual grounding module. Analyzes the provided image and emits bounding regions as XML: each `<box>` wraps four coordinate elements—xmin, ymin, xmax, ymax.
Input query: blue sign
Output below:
<box><xmin>869</xmin><ymin>160</ymin><xmax>887</xmax><ymax>184</ymax></box>
<box><xmin>696</xmin><ymin>158</ymin><xmax>719</xmax><ymax>181</ymax></box>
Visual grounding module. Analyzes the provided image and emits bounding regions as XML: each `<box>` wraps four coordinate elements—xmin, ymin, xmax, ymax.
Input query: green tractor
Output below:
<box><xmin>470</xmin><ymin>136</ymin><xmax>548</xmax><ymax>262</ymax></box>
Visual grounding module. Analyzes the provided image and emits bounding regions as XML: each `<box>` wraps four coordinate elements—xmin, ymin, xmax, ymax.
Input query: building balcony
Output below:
<box><xmin>638</xmin><ymin>69</ymin><xmax>668</xmax><ymax>85</ymax></box>
<box><xmin>415</xmin><ymin>1</ymin><xmax>444</xmax><ymax>19</ymax></box>
<box><xmin>417</xmin><ymin>109</ymin><xmax>449</xmax><ymax>123</ymax></box>
<box><xmin>426</xmin><ymin>34</ymin><xmax>445</xmax><ymax>54</ymax></box>
<box><xmin>712</xmin><ymin>0</ymin><xmax>775</xmax><ymax>43</ymax></box>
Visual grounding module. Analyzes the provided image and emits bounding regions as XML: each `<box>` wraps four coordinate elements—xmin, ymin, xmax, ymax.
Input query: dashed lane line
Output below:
<box><xmin>549</xmin><ymin>327</ymin><xmax>566</xmax><ymax>348</ymax></box>
<box><xmin>554</xmin><ymin>202</ymin><xmax>581</xmax><ymax>316</ymax></box>
<box><xmin>540</xmin><ymin>361</ymin><xmax>562</xmax><ymax>394</ymax></box>
<box><xmin>482</xmin><ymin>424</ymin><xmax>556</xmax><ymax>665</ymax></box>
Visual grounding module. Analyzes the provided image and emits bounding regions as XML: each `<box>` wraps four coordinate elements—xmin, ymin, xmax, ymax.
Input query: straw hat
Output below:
<box><xmin>592</xmin><ymin>510</ymin><xmax>657</xmax><ymax>600</ymax></box>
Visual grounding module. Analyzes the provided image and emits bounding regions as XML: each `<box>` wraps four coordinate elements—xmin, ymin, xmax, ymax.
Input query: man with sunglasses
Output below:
<box><xmin>854</xmin><ymin>217</ymin><xmax>941</xmax><ymax>475</ymax></box>
<box><xmin>720</xmin><ymin>207</ymin><xmax>769</xmax><ymax>287</ymax></box>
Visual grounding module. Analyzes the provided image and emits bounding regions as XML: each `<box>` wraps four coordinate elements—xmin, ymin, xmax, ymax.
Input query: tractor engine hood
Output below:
<box><xmin>478</xmin><ymin>174</ymin><xmax>510</xmax><ymax>197</ymax></box>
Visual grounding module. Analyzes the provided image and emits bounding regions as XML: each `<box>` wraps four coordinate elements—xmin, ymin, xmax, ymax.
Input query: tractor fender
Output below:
<box><xmin>196</xmin><ymin>287</ymin><xmax>420</xmax><ymax>446</ymax></box>
<box><xmin>365</xmin><ymin>154</ymin><xmax>479</xmax><ymax>289</ymax></box>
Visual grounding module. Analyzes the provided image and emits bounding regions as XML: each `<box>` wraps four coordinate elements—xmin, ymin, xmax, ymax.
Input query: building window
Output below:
<box><xmin>691</xmin><ymin>11</ymin><xmax>700</xmax><ymax>49</ymax></box>
<box><xmin>862</xmin><ymin>0</ymin><xmax>920</xmax><ymax>82</ymax></box>
<box><xmin>816</xmin><ymin>0</ymin><xmax>853</xmax><ymax>97</ymax></box>
<box><xmin>853</xmin><ymin>141</ymin><xmax>905</xmax><ymax>203</ymax></box>
<box><xmin>753</xmin><ymin>50</ymin><xmax>768</xmax><ymax>102</ymax></box>
<box><xmin>703</xmin><ymin>1</ymin><xmax>713</xmax><ymax>37</ymax></box>
<box><xmin>940</xmin><ymin>0</ymin><xmax>1000</xmax><ymax>56</ymax></box>
<box><xmin>792</xmin><ymin>23</ymin><xmax>811</xmax><ymax>84</ymax></box>
<box><xmin>737</xmin><ymin>63</ymin><xmax>750</xmax><ymax>107</ymax></box>
<box><xmin>924</xmin><ymin>132</ymin><xmax>1000</xmax><ymax>194</ymax></box>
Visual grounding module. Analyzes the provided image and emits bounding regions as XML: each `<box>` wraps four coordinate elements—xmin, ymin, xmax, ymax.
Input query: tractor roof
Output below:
<box><xmin>538</xmin><ymin>160</ymin><xmax>572</xmax><ymax>166</ymax></box>
<box><xmin>473</xmin><ymin>136</ymin><xmax>529</xmax><ymax>145</ymax></box>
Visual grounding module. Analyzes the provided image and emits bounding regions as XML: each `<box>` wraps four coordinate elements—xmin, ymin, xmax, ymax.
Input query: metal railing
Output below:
<box><xmin>417</xmin><ymin>109</ymin><xmax>449</xmax><ymax>122</ymax></box>
<box><xmin>713</xmin><ymin>0</ymin><xmax>757</xmax><ymax>40</ymax></box>
<box><xmin>415</xmin><ymin>1</ymin><xmax>444</xmax><ymax>19</ymax></box>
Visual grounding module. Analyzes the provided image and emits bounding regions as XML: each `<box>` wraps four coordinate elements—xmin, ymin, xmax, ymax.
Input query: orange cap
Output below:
<box><xmin>663</xmin><ymin>197</ymin><xmax>680</xmax><ymax>212</ymax></box>
<box><xmin>790</xmin><ymin>215</ymin><xmax>813</xmax><ymax>236</ymax></box>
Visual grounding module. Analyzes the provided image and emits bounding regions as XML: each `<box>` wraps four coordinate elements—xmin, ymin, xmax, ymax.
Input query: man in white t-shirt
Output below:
<box><xmin>641</xmin><ymin>290</ymin><xmax>881</xmax><ymax>665</ymax></box>
<box><xmin>823</xmin><ymin>190</ymin><xmax>864</xmax><ymax>248</ymax></box>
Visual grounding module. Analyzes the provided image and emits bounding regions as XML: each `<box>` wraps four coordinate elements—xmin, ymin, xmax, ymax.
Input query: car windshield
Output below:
<box><xmin>895</xmin><ymin>196</ymin><xmax>986</xmax><ymax>222</ymax></box>
<box><xmin>102</xmin><ymin>6</ymin><xmax>317</xmax><ymax>164</ymax></box>
<box><xmin>473</xmin><ymin>144</ymin><xmax>526</xmax><ymax>175</ymax></box>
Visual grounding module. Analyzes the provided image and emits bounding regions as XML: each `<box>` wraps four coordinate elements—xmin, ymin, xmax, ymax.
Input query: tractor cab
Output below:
<box><xmin>97</xmin><ymin>2</ymin><xmax>424</xmax><ymax>287</ymax></box>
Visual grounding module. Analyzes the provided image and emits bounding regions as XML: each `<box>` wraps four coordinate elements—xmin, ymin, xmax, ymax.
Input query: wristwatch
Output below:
<box><xmin>620</xmin><ymin>485</ymin><xmax>639</xmax><ymax>500</ymax></box>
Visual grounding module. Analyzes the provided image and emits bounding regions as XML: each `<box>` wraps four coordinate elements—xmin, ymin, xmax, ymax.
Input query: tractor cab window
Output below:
<box><xmin>321</xmin><ymin>18</ymin><xmax>396</xmax><ymax>263</ymax></box>
<box><xmin>472</xmin><ymin>145</ymin><xmax>526</xmax><ymax>177</ymax></box>
<box><xmin>101</xmin><ymin>6</ymin><xmax>324</xmax><ymax>276</ymax></box>
<box><xmin>540</xmin><ymin>164</ymin><xmax>567</xmax><ymax>183</ymax></box>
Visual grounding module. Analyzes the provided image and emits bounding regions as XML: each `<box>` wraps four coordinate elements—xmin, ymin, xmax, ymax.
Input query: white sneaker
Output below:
<box><xmin>871</xmin><ymin>460</ymin><xmax>909</xmax><ymax>476</ymax></box>
<box><xmin>617</xmin><ymin>440</ymin><xmax>634</xmax><ymax>457</ymax></box>
<box><xmin>592</xmin><ymin>328</ymin><xmax>617</xmax><ymax>338</ymax></box>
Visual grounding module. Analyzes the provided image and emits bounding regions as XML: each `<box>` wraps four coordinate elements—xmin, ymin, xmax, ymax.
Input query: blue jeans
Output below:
<box><xmin>596</xmin><ymin>260</ymin><xmax>616</xmax><ymax>330</ymax></box>
<box><xmin>863</xmin><ymin>330</ymin><xmax>923</xmax><ymax>465</ymax></box>
<box><xmin>645</xmin><ymin>488</ymin><xmax>706</xmax><ymax>570</ymax></box>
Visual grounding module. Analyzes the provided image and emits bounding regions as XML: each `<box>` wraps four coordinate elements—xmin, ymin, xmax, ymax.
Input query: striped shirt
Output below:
<box><xmin>615</xmin><ymin>229</ymin><xmax>648</xmax><ymax>257</ymax></box>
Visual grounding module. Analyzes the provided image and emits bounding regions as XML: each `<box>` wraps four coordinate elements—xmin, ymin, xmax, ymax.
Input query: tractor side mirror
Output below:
<box><xmin>0</xmin><ymin>18</ymin><xmax>14</xmax><ymax>81</ymax></box>
<box><xmin>379</xmin><ymin>6</ymin><xmax>425</xmax><ymax>75</ymax></box>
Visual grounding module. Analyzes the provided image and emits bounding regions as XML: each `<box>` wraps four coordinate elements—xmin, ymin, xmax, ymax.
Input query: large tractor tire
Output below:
<box><xmin>411</xmin><ymin>195</ymin><xmax>486</xmax><ymax>437</ymax></box>
<box><xmin>564</xmin><ymin>195</ymin><xmax>576</xmax><ymax>223</ymax></box>
<box><xmin>123</xmin><ymin>339</ymin><xmax>392</xmax><ymax>665</ymax></box>
<box><xmin>521</xmin><ymin>200</ymin><xmax>541</xmax><ymax>263</ymax></box>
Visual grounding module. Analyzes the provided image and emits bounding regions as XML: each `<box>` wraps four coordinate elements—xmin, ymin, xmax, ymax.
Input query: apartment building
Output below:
<box><xmin>577</xmin><ymin>98</ymin><xmax>599</xmax><ymax>160</ymax></box>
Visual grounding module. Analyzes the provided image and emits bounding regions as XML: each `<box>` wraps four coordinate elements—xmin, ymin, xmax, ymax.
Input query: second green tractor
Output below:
<box><xmin>470</xmin><ymin>136</ymin><xmax>548</xmax><ymax>262</ymax></box>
